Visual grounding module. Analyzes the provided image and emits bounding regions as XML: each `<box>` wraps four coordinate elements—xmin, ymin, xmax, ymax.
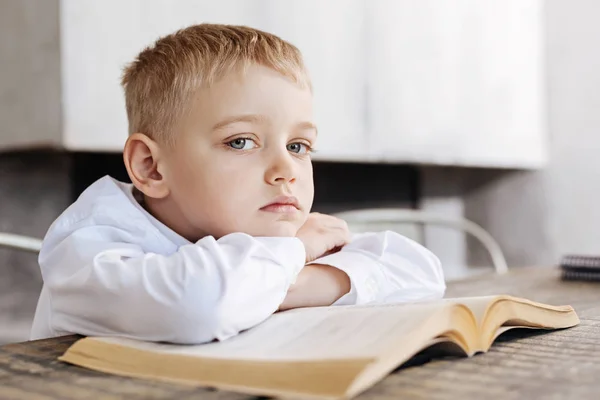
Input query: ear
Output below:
<box><xmin>123</xmin><ymin>133</ymin><xmax>170</xmax><ymax>199</ymax></box>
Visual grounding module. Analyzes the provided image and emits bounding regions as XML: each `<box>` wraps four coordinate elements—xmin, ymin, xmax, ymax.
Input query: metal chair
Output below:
<box><xmin>334</xmin><ymin>208</ymin><xmax>508</xmax><ymax>275</ymax></box>
<box><xmin>0</xmin><ymin>233</ymin><xmax>42</xmax><ymax>344</ymax></box>
<box><xmin>0</xmin><ymin>233</ymin><xmax>42</xmax><ymax>254</ymax></box>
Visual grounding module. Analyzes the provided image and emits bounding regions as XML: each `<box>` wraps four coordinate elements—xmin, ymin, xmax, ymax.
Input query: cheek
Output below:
<box><xmin>211</xmin><ymin>163</ymin><xmax>257</xmax><ymax>194</ymax></box>
<box><xmin>298</xmin><ymin>163</ymin><xmax>315</xmax><ymax>203</ymax></box>
<box><xmin>193</xmin><ymin>162</ymin><xmax>263</xmax><ymax>214</ymax></box>
<box><xmin>165</xmin><ymin>149</ymin><xmax>217</xmax><ymax>207</ymax></box>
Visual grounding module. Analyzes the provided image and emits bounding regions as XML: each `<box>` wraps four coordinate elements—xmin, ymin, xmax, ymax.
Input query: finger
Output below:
<box><xmin>329</xmin><ymin>221</ymin><xmax>351</xmax><ymax>236</ymax></box>
<box><xmin>320</xmin><ymin>246</ymin><xmax>343</xmax><ymax>258</ymax></box>
<box><xmin>319</xmin><ymin>215</ymin><xmax>348</xmax><ymax>229</ymax></box>
<box><xmin>328</xmin><ymin>230</ymin><xmax>351</xmax><ymax>248</ymax></box>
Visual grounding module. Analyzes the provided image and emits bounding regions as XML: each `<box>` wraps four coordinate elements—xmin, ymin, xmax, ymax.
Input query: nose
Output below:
<box><xmin>264</xmin><ymin>149</ymin><xmax>296</xmax><ymax>187</ymax></box>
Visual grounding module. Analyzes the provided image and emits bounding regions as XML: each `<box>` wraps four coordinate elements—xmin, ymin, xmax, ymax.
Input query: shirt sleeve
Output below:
<box><xmin>309</xmin><ymin>231</ymin><xmax>445</xmax><ymax>306</ymax></box>
<box><xmin>39</xmin><ymin>226</ymin><xmax>305</xmax><ymax>344</ymax></box>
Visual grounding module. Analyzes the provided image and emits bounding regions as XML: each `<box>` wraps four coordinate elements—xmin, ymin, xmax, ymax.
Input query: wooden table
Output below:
<box><xmin>2</xmin><ymin>267</ymin><xmax>600</xmax><ymax>399</ymax></box>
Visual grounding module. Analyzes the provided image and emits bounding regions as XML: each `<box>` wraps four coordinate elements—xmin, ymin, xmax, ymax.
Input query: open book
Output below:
<box><xmin>59</xmin><ymin>295</ymin><xmax>579</xmax><ymax>399</ymax></box>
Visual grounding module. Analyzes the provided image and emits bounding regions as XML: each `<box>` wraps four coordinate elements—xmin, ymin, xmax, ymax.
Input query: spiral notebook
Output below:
<box><xmin>559</xmin><ymin>255</ymin><xmax>600</xmax><ymax>282</ymax></box>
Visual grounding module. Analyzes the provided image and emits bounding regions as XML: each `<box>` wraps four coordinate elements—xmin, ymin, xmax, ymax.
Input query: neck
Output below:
<box><xmin>141</xmin><ymin>193</ymin><xmax>206</xmax><ymax>243</ymax></box>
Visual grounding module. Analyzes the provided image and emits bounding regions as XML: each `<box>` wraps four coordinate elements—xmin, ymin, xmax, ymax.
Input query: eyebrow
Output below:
<box><xmin>211</xmin><ymin>114</ymin><xmax>268</xmax><ymax>131</ymax></box>
<box><xmin>211</xmin><ymin>114</ymin><xmax>318</xmax><ymax>135</ymax></box>
<box><xmin>295</xmin><ymin>121</ymin><xmax>319</xmax><ymax>136</ymax></box>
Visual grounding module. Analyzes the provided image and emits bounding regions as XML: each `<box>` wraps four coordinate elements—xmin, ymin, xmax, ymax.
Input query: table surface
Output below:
<box><xmin>2</xmin><ymin>267</ymin><xmax>600</xmax><ymax>400</ymax></box>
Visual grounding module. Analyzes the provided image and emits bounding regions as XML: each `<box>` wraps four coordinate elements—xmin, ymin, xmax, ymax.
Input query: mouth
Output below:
<box><xmin>260</xmin><ymin>196</ymin><xmax>300</xmax><ymax>214</ymax></box>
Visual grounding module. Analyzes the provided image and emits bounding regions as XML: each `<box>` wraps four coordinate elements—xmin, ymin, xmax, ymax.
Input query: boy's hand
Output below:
<box><xmin>279</xmin><ymin>263</ymin><xmax>351</xmax><ymax>311</ymax></box>
<box><xmin>296</xmin><ymin>213</ymin><xmax>351</xmax><ymax>263</ymax></box>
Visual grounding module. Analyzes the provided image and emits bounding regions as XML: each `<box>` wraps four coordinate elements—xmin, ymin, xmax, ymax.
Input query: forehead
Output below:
<box><xmin>188</xmin><ymin>64</ymin><xmax>313</xmax><ymax>128</ymax></box>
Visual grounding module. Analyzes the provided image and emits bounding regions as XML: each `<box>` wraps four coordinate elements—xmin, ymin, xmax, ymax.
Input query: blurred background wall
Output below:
<box><xmin>465</xmin><ymin>0</ymin><xmax>600</xmax><ymax>268</ymax></box>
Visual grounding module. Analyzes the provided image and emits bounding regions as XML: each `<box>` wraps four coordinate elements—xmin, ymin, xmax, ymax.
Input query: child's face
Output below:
<box><xmin>161</xmin><ymin>64</ymin><xmax>315</xmax><ymax>240</ymax></box>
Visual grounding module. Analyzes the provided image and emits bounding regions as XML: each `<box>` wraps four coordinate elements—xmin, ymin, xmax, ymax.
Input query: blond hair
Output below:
<box><xmin>121</xmin><ymin>23</ymin><xmax>310</xmax><ymax>144</ymax></box>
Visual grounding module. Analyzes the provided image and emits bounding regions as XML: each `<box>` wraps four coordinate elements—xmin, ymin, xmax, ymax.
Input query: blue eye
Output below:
<box><xmin>227</xmin><ymin>138</ymin><xmax>257</xmax><ymax>150</ymax></box>
<box><xmin>287</xmin><ymin>142</ymin><xmax>311</xmax><ymax>154</ymax></box>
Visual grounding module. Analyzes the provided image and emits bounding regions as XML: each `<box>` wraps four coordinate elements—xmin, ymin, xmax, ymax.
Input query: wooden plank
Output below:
<box><xmin>358</xmin><ymin>319</ymin><xmax>600</xmax><ymax>399</ymax></box>
<box><xmin>1</xmin><ymin>267</ymin><xmax>598</xmax><ymax>399</ymax></box>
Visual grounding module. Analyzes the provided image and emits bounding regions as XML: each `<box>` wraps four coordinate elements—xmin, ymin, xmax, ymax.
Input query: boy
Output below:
<box><xmin>31</xmin><ymin>24</ymin><xmax>445</xmax><ymax>344</ymax></box>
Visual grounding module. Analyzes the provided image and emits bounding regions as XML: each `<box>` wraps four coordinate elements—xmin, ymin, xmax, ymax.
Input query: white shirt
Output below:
<box><xmin>31</xmin><ymin>176</ymin><xmax>445</xmax><ymax>344</ymax></box>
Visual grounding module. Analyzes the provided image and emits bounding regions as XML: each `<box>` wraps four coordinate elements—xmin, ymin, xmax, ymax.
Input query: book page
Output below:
<box><xmin>442</xmin><ymin>296</ymin><xmax>578</xmax><ymax>347</ymax></box>
<box><xmin>440</xmin><ymin>296</ymin><xmax>498</xmax><ymax>323</ymax></box>
<box><xmin>97</xmin><ymin>302</ymin><xmax>448</xmax><ymax>361</ymax></box>
<box><xmin>448</xmin><ymin>295</ymin><xmax>576</xmax><ymax>325</ymax></box>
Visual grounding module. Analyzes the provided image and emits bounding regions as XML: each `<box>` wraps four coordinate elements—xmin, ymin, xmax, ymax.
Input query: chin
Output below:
<box><xmin>252</xmin><ymin>222</ymin><xmax>299</xmax><ymax>238</ymax></box>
